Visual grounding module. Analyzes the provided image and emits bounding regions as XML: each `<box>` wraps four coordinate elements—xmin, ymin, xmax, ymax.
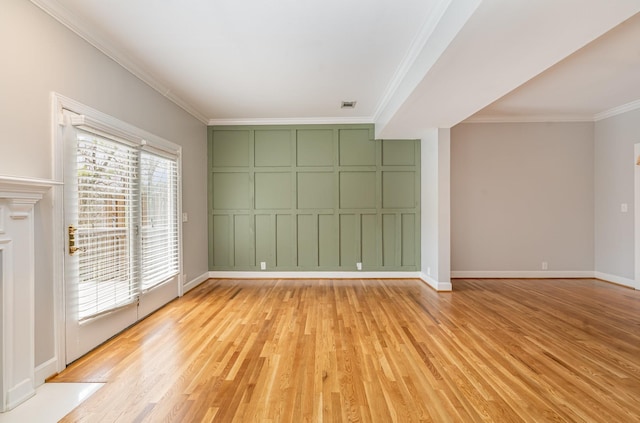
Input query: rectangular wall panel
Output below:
<box><xmin>297</xmin><ymin>214</ymin><xmax>317</xmax><ymax>267</ymax></box>
<box><xmin>212</xmin><ymin>215</ymin><xmax>230</xmax><ymax>267</ymax></box>
<box><xmin>382</xmin><ymin>214</ymin><xmax>397</xmax><ymax>267</ymax></box>
<box><xmin>340</xmin><ymin>214</ymin><xmax>356</xmax><ymax>267</ymax></box>
<box><xmin>255</xmin><ymin>214</ymin><xmax>273</xmax><ymax>267</ymax></box>
<box><xmin>361</xmin><ymin>214</ymin><xmax>377</xmax><ymax>267</ymax></box>
<box><xmin>276</xmin><ymin>214</ymin><xmax>293</xmax><ymax>267</ymax></box>
<box><xmin>402</xmin><ymin>214</ymin><xmax>415</xmax><ymax>266</ymax></box>
<box><xmin>234</xmin><ymin>215</ymin><xmax>252</xmax><ymax>266</ymax></box>
<box><xmin>319</xmin><ymin>214</ymin><xmax>338</xmax><ymax>267</ymax></box>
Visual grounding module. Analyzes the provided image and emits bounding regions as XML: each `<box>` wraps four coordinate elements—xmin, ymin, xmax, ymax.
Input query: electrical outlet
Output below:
<box><xmin>621</xmin><ymin>203</ymin><xmax>628</xmax><ymax>213</ymax></box>
<box><xmin>182</xmin><ymin>212</ymin><xmax>188</xmax><ymax>222</ymax></box>
<box><xmin>356</xmin><ymin>262</ymin><xmax>362</xmax><ymax>270</ymax></box>
<box><xmin>427</xmin><ymin>267</ymin><xmax>431</xmax><ymax>276</ymax></box>
<box><xmin>260</xmin><ymin>261</ymin><xmax>266</xmax><ymax>270</ymax></box>
<box><xmin>542</xmin><ymin>261</ymin><xmax>548</xmax><ymax>270</ymax></box>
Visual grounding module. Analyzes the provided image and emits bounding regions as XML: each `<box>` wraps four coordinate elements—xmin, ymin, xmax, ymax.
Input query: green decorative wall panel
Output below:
<box><xmin>255</xmin><ymin>172</ymin><xmax>291</xmax><ymax>209</ymax></box>
<box><xmin>297</xmin><ymin>129</ymin><xmax>333</xmax><ymax>166</ymax></box>
<box><xmin>297</xmin><ymin>172</ymin><xmax>334</xmax><ymax>209</ymax></box>
<box><xmin>208</xmin><ymin>124</ymin><xmax>420</xmax><ymax>271</ymax></box>
<box><xmin>212</xmin><ymin>130</ymin><xmax>249</xmax><ymax>167</ymax></box>
<box><xmin>255</xmin><ymin>130</ymin><xmax>291</xmax><ymax>167</ymax></box>
<box><xmin>382</xmin><ymin>171</ymin><xmax>415</xmax><ymax>208</ymax></box>
<box><xmin>339</xmin><ymin>171</ymin><xmax>376</xmax><ymax>209</ymax></box>
<box><xmin>212</xmin><ymin>173</ymin><xmax>250</xmax><ymax>210</ymax></box>
<box><xmin>339</xmin><ymin>129</ymin><xmax>376</xmax><ymax>166</ymax></box>
<box><xmin>382</xmin><ymin>139</ymin><xmax>415</xmax><ymax>166</ymax></box>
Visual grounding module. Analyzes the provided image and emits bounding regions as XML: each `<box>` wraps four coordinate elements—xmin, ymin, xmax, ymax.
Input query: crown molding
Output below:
<box><xmin>463</xmin><ymin>98</ymin><xmax>640</xmax><ymax>124</ymax></box>
<box><xmin>29</xmin><ymin>0</ymin><xmax>209</xmax><ymax>124</ymax></box>
<box><xmin>208</xmin><ymin>116</ymin><xmax>374</xmax><ymax>126</ymax></box>
<box><xmin>594</xmin><ymin>99</ymin><xmax>640</xmax><ymax>121</ymax></box>
<box><xmin>462</xmin><ymin>114</ymin><xmax>595</xmax><ymax>124</ymax></box>
<box><xmin>372</xmin><ymin>0</ymin><xmax>453</xmax><ymax>121</ymax></box>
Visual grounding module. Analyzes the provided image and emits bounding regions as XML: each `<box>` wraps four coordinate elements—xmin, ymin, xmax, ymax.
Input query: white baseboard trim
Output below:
<box><xmin>183</xmin><ymin>272</ymin><xmax>211</xmax><ymax>294</ymax></box>
<box><xmin>35</xmin><ymin>357</ymin><xmax>58</xmax><ymax>386</ymax></box>
<box><xmin>418</xmin><ymin>273</ymin><xmax>452</xmax><ymax>292</ymax></box>
<box><xmin>208</xmin><ymin>271</ymin><xmax>421</xmax><ymax>280</ymax></box>
<box><xmin>450</xmin><ymin>271</ymin><xmax>594</xmax><ymax>279</ymax></box>
<box><xmin>594</xmin><ymin>271</ymin><xmax>637</xmax><ymax>289</ymax></box>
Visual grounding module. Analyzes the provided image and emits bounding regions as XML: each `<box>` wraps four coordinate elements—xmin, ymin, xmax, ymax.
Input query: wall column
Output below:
<box><xmin>420</xmin><ymin>129</ymin><xmax>452</xmax><ymax>291</ymax></box>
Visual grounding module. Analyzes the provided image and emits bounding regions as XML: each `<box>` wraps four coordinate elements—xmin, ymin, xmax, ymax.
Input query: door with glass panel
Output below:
<box><xmin>63</xmin><ymin>111</ymin><xmax>180</xmax><ymax>363</ymax></box>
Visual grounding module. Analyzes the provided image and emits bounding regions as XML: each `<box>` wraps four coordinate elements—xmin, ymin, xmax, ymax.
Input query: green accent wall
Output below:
<box><xmin>208</xmin><ymin>124</ymin><xmax>420</xmax><ymax>271</ymax></box>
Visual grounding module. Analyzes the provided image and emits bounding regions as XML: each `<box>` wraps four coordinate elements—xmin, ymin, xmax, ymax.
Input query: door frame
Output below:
<box><xmin>51</xmin><ymin>93</ymin><xmax>184</xmax><ymax>373</ymax></box>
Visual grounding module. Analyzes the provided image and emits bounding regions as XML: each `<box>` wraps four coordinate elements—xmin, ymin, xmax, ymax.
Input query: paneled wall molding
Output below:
<box><xmin>0</xmin><ymin>175</ymin><xmax>57</xmax><ymax>412</ymax></box>
<box><xmin>208</xmin><ymin>124</ymin><xmax>421</xmax><ymax>272</ymax></box>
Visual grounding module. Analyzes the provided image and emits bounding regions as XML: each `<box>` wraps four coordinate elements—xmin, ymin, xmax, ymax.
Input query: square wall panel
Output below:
<box><xmin>382</xmin><ymin>171</ymin><xmax>415</xmax><ymax>208</ymax></box>
<box><xmin>297</xmin><ymin>172</ymin><xmax>334</xmax><ymax>209</ymax></box>
<box><xmin>255</xmin><ymin>172</ymin><xmax>291</xmax><ymax>209</ymax></box>
<box><xmin>297</xmin><ymin>129</ymin><xmax>334</xmax><ymax>166</ymax></box>
<box><xmin>339</xmin><ymin>129</ymin><xmax>375</xmax><ymax>166</ymax></box>
<box><xmin>382</xmin><ymin>140</ymin><xmax>415</xmax><ymax>166</ymax></box>
<box><xmin>212</xmin><ymin>130</ymin><xmax>250</xmax><ymax>167</ymax></box>
<box><xmin>340</xmin><ymin>172</ymin><xmax>376</xmax><ymax>209</ymax></box>
<box><xmin>255</xmin><ymin>130</ymin><xmax>292</xmax><ymax>167</ymax></box>
<box><xmin>212</xmin><ymin>173</ymin><xmax>250</xmax><ymax>209</ymax></box>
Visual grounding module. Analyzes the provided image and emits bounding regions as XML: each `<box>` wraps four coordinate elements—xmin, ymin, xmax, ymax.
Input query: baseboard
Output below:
<box><xmin>183</xmin><ymin>272</ymin><xmax>210</xmax><ymax>294</ymax></box>
<box><xmin>594</xmin><ymin>271</ymin><xmax>637</xmax><ymax>289</ymax></box>
<box><xmin>35</xmin><ymin>357</ymin><xmax>58</xmax><ymax>387</ymax></box>
<box><xmin>418</xmin><ymin>273</ymin><xmax>452</xmax><ymax>292</ymax></box>
<box><xmin>450</xmin><ymin>271</ymin><xmax>594</xmax><ymax>279</ymax></box>
<box><xmin>208</xmin><ymin>271</ymin><xmax>421</xmax><ymax>280</ymax></box>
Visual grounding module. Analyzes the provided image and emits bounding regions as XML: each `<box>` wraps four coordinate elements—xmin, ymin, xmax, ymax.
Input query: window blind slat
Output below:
<box><xmin>140</xmin><ymin>151</ymin><xmax>179</xmax><ymax>291</ymax></box>
<box><xmin>75</xmin><ymin>132</ymin><xmax>140</xmax><ymax>320</ymax></box>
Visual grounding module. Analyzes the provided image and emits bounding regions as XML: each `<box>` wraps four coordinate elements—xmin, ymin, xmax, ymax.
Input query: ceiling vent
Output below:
<box><xmin>341</xmin><ymin>101</ymin><xmax>357</xmax><ymax>109</ymax></box>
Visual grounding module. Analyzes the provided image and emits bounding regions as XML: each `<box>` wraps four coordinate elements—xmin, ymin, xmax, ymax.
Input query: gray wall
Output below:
<box><xmin>450</xmin><ymin>122</ymin><xmax>594</xmax><ymax>273</ymax></box>
<box><xmin>1</xmin><ymin>0</ymin><xmax>208</xmax><ymax>373</ymax></box>
<box><xmin>594</xmin><ymin>108</ymin><xmax>640</xmax><ymax>281</ymax></box>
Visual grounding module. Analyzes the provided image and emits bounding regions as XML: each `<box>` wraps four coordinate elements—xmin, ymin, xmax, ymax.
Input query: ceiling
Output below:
<box><xmin>31</xmin><ymin>0</ymin><xmax>640</xmax><ymax>138</ymax></box>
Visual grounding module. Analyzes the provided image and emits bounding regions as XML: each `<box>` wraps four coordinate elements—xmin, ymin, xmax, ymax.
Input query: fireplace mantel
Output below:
<box><xmin>0</xmin><ymin>175</ymin><xmax>59</xmax><ymax>412</ymax></box>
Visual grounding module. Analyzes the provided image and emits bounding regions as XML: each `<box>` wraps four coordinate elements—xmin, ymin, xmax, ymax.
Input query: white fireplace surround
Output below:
<box><xmin>0</xmin><ymin>175</ymin><xmax>58</xmax><ymax>412</ymax></box>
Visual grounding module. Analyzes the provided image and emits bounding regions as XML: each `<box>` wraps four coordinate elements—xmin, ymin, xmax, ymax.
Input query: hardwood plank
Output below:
<box><xmin>52</xmin><ymin>278</ymin><xmax>640</xmax><ymax>422</ymax></box>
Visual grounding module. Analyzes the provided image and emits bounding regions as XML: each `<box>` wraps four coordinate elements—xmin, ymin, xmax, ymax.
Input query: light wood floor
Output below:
<box><xmin>52</xmin><ymin>278</ymin><xmax>640</xmax><ymax>422</ymax></box>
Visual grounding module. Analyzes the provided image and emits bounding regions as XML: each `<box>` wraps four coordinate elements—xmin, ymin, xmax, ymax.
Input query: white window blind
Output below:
<box><xmin>75</xmin><ymin>131</ymin><xmax>140</xmax><ymax>320</ymax></box>
<box><xmin>140</xmin><ymin>151</ymin><xmax>179</xmax><ymax>291</ymax></box>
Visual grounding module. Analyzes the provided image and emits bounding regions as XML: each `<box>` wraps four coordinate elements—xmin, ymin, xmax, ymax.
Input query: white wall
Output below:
<box><xmin>420</xmin><ymin>129</ymin><xmax>451</xmax><ymax>290</ymax></box>
<box><xmin>594</xmin><ymin>108</ymin><xmax>640</xmax><ymax>284</ymax></box>
<box><xmin>450</xmin><ymin>122</ymin><xmax>594</xmax><ymax>276</ymax></box>
<box><xmin>0</xmin><ymin>0</ymin><xmax>208</xmax><ymax>377</ymax></box>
